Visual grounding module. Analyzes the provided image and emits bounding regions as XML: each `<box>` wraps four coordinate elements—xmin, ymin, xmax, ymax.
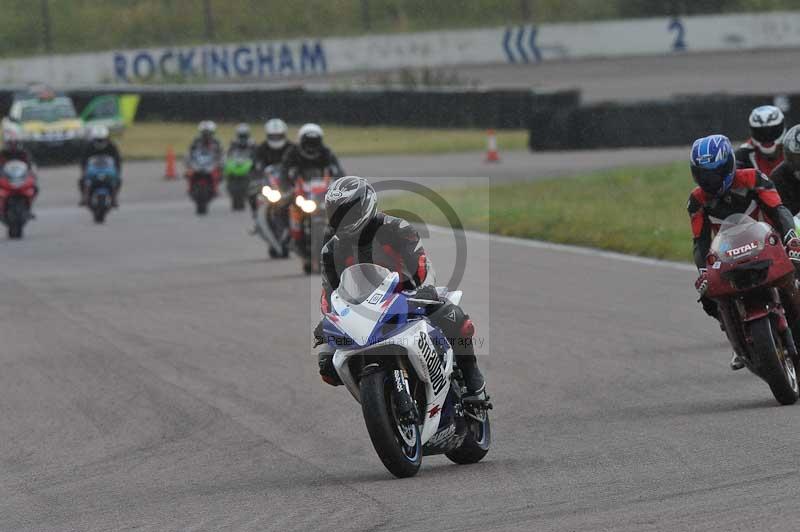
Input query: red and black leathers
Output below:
<box><xmin>770</xmin><ymin>162</ymin><xmax>800</xmax><ymax>216</ymax></box>
<box><xmin>735</xmin><ymin>140</ymin><xmax>784</xmax><ymax>176</ymax></box>
<box><xmin>688</xmin><ymin>168</ymin><xmax>795</xmax><ymax>271</ymax></box>
<box><xmin>279</xmin><ymin>144</ymin><xmax>343</xmax><ymax>193</ymax></box>
<box><xmin>253</xmin><ymin>141</ymin><xmax>292</xmax><ymax>172</ymax></box>
<box><xmin>187</xmin><ymin>136</ymin><xmax>223</xmax><ymax>162</ymax></box>
<box><xmin>320</xmin><ymin>213</ymin><xmax>432</xmax><ymax>310</ymax></box>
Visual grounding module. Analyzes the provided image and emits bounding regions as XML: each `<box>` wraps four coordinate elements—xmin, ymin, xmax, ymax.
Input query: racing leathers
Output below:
<box><xmin>689</xmin><ymin>168</ymin><xmax>797</xmax><ymax>319</ymax></box>
<box><xmin>280</xmin><ymin>144</ymin><xmax>344</xmax><ymax>244</ymax></box>
<box><xmin>79</xmin><ymin>141</ymin><xmax>122</xmax><ymax>206</ymax></box>
<box><xmin>770</xmin><ymin>162</ymin><xmax>800</xmax><ymax>216</ymax></box>
<box><xmin>735</xmin><ymin>140</ymin><xmax>784</xmax><ymax>176</ymax></box>
<box><xmin>315</xmin><ymin>212</ymin><xmax>486</xmax><ymax>395</ymax></box>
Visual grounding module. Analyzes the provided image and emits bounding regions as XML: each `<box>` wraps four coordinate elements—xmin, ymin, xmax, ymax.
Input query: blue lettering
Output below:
<box><xmin>133</xmin><ymin>52</ymin><xmax>156</xmax><ymax>80</ymax></box>
<box><xmin>233</xmin><ymin>46</ymin><xmax>254</xmax><ymax>76</ymax></box>
<box><xmin>209</xmin><ymin>47</ymin><xmax>229</xmax><ymax>77</ymax></box>
<box><xmin>201</xmin><ymin>48</ymin><xmax>209</xmax><ymax>77</ymax></box>
<box><xmin>278</xmin><ymin>43</ymin><xmax>294</xmax><ymax>74</ymax></box>
<box><xmin>300</xmin><ymin>41</ymin><xmax>326</xmax><ymax>74</ymax></box>
<box><xmin>113</xmin><ymin>53</ymin><xmax>129</xmax><ymax>82</ymax></box>
<box><xmin>178</xmin><ymin>49</ymin><xmax>196</xmax><ymax>77</ymax></box>
<box><xmin>158</xmin><ymin>50</ymin><xmax>176</xmax><ymax>77</ymax></box>
<box><xmin>256</xmin><ymin>45</ymin><xmax>274</xmax><ymax>76</ymax></box>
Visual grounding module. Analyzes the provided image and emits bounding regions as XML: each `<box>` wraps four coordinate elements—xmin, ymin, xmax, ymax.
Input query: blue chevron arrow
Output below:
<box><xmin>515</xmin><ymin>26</ymin><xmax>530</xmax><ymax>63</ymax></box>
<box><xmin>503</xmin><ymin>27</ymin><xmax>515</xmax><ymax>63</ymax></box>
<box><xmin>528</xmin><ymin>25</ymin><xmax>542</xmax><ymax>62</ymax></box>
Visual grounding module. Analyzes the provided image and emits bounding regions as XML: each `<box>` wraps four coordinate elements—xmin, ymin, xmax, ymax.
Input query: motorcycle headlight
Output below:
<box><xmin>300</xmin><ymin>199</ymin><xmax>317</xmax><ymax>214</ymax></box>
<box><xmin>261</xmin><ymin>185</ymin><xmax>279</xmax><ymax>203</ymax></box>
<box><xmin>295</xmin><ymin>195</ymin><xmax>305</xmax><ymax>207</ymax></box>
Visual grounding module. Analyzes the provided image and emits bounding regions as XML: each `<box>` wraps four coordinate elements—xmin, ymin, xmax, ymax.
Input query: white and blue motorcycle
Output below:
<box><xmin>321</xmin><ymin>263</ymin><xmax>492</xmax><ymax>478</ymax></box>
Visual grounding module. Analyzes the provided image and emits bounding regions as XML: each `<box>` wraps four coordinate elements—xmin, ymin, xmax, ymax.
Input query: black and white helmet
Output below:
<box><xmin>749</xmin><ymin>105</ymin><xmax>785</xmax><ymax>155</ymax></box>
<box><xmin>783</xmin><ymin>124</ymin><xmax>800</xmax><ymax>171</ymax></box>
<box><xmin>198</xmin><ymin>120</ymin><xmax>217</xmax><ymax>138</ymax></box>
<box><xmin>298</xmin><ymin>123</ymin><xmax>324</xmax><ymax>159</ymax></box>
<box><xmin>325</xmin><ymin>176</ymin><xmax>377</xmax><ymax>235</ymax></box>
<box><xmin>235</xmin><ymin>122</ymin><xmax>250</xmax><ymax>143</ymax></box>
<box><xmin>264</xmin><ymin>118</ymin><xmax>288</xmax><ymax>149</ymax></box>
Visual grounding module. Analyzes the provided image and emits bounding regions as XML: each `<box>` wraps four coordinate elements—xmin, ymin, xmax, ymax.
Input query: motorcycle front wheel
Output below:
<box><xmin>750</xmin><ymin>316</ymin><xmax>799</xmax><ymax>405</ymax></box>
<box><xmin>360</xmin><ymin>368</ymin><xmax>422</xmax><ymax>478</ymax></box>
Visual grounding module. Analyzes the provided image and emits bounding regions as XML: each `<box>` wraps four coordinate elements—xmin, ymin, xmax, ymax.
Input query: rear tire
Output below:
<box><xmin>8</xmin><ymin>223</ymin><xmax>22</xmax><ymax>239</ymax></box>
<box><xmin>360</xmin><ymin>369</ymin><xmax>422</xmax><ymax>478</ymax></box>
<box><xmin>751</xmin><ymin>316</ymin><xmax>799</xmax><ymax>405</ymax></box>
<box><xmin>196</xmin><ymin>200</ymin><xmax>208</xmax><ymax>216</ymax></box>
<box><xmin>232</xmin><ymin>195</ymin><xmax>245</xmax><ymax>211</ymax></box>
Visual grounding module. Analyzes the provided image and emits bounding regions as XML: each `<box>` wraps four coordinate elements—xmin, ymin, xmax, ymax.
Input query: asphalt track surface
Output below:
<box><xmin>309</xmin><ymin>48</ymin><xmax>800</xmax><ymax>103</ymax></box>
<box><xmin>3</xmin><ymin>152</ymin><xmax>800</xmax><ymax>531</ymax></box>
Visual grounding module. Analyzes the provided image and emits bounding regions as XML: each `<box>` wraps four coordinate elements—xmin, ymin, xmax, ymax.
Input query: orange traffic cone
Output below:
<box><xmin>164</xmin><ymin>146</ymin><xmax>177</xmax><ymax>180</ymax></box>
<box><xmin>485</xmin><ymin>129</ymin><xmax>500</xmax><ymax>163</ymax></box>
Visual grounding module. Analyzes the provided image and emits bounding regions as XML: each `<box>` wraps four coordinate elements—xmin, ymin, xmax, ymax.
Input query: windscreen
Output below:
<box><xmin>20</xmin><ymin>98</ymin><xmax>77</xmax><ymax>122</ymax></box>
<box><xmin>3</xmin><ymin>160</ymin><xmax>28</xmax><ymax>181</ymax></box>
<box><xmin>710</xmin><ymin>214</ymin><xmax>772</xmax><ymax>263</ymax></box>
<box><xmin>336</xmin><ymin>264</ymin><xmax>392</xmax><ymax>305</ymax></box>
<box><xmin>87</xmin><ymin>155</ymin><xmax>114</xmax><ymax>169</ymax></box>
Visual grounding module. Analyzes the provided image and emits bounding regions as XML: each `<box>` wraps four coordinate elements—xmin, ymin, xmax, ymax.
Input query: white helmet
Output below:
<box><xmin>264</xmin><ymin>118</ymin><xmax>288</xmax><ymax>149</ymax></box>
<box><xmin>198</xmin><ymin>120</ymin><xmax>217</xmax><ymax>135</ymax></box>
<box><xmin>297</xmin><ymin>123</ymin><xmax>324</xmax><ymax>159</ymax></box>
<box><xmin>89</xmin><ymin>124</ymin><xmax>110</xmax><ymax>141</ymax></box>
<box><xmin>749</xmin><ymin>105</ymin><xmax>785</xmax><ymax>155</ymax></box>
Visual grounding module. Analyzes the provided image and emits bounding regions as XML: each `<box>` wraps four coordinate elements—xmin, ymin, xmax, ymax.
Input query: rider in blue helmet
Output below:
<box><xmin>689</xmin><ymin>134</ymin><xmax>799</xmax><ymax>370</ymax></box>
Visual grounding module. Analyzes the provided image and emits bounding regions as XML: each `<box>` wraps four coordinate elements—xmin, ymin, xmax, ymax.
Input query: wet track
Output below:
<box><xmin>3</xmin><ymin>152</ymin><xmax>800</xmax><ymax>531</ymax></box>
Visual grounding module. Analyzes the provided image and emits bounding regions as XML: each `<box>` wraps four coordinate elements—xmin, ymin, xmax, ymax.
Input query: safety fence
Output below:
<box><xmin>0</xmin><ymin>86</ymin><xmax>580</xmax><ymax>130</ymax></box>
<box><xmin>529</xmin><ymin>94</ymin><xmax>799</xmax><ymax>150</ymax></box>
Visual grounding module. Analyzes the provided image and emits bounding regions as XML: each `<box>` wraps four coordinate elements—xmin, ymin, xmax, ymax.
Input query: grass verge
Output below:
<box><xmin>117</xmin><ymin>122</ymin><xmax>527</xmax><ymax>160</ymax></box>
<box><xmin>380</xmin><ymin>161</ymin><xmax>694</xmax><ymax>263</ymax></box>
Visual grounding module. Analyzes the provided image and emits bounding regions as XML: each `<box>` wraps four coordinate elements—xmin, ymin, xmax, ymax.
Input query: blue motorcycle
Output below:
<box><xmin>321</xmin><ymin>264</ymin><xmax>492</xmax><ymax>478</ymax></box>
<box><xmin>84</xmin><ymin>155</ymin><xmax>118</xmax><ymax>224</ymax></box>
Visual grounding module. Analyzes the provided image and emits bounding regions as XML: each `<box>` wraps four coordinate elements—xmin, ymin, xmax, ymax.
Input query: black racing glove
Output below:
<box><xmin>313</xmin><ymin>321</ymin><xmax>325</xmax><ymax>347</ymax></box>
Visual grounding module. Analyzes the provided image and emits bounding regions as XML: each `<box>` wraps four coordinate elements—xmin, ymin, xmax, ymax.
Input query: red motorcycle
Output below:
<box><xmin>705</xmin><ymin>214</ymin><xmax>800</xmax><ymax>405</ymax></box>
<box><xmin>0</xmin><ymin>160</ymin><xmax>36</xmax><ymax>239</ymax></box>
<box><xmin>291</xmin><ymin>171</ymin><xmax>331</xmax><ymax>274</ymax></box>
<box><xmin>185</xmin><ymin>148</ymin><xmax>221</xmax><ymax>216</ymax></box>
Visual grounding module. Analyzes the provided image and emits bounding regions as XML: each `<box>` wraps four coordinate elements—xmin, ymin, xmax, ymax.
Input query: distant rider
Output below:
<box><xmin>314</xmin><ymin>176</ymin><xmax>487</xmax><ymax>399</ymax></box>
<box><xmin>226</xmin><ymin>123</ymin><xmax>255</xmax><ymax>158</ymax></box>
<box><xmin>187</xmin><ymin>120</ymin><xmax>223</xmax><ymax>192</ymax></box>
<box><xmin>79</xmin><ymin>125</ymin><xmax>122</xmax><ymax>207</ymax></box>
<box><xmin>735</xmin><ymin>105</ymin><xmax>785</xmax><ymax>176</ymax></box>
<box><xmin>770</xmin><ymin>124</ymin><xmax>800</xmax><ymax>216</ymax></box>
<box><xmin>280</xmin><ymin>123</ymin><xmax>344</xmax><ymax>245</ymax></box>
<box><xmin>250</xmin><ymin>118</ymin><xmax>293</xmax><ymax>215</ymax></box>
<box><xmin>0</xmin><ymin>129</ymin><xmax>37</xmax><ymax>213</ymax></box>
<box><xmin>689</xmin><ymin>134</ymin><xmax>799</xmax><ymax>370</ymax></box>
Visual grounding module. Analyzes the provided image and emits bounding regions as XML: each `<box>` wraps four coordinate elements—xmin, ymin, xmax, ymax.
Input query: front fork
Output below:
<box><xmin>392</xmin><ymin>362</ymin><xmax>420</xmax><ymax>425</ymax></box>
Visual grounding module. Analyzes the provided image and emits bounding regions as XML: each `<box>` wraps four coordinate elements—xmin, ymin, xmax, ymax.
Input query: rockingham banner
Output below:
<box><xmin>2</xmin><ymin>11</ymin><xmax>800</xmax><ymax>86</ymax></box>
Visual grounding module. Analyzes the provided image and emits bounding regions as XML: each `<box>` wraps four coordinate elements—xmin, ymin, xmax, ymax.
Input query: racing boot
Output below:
<box><xmin>318</xmin><ymin>351</ymin><xmax>342</xmax><ymax>386</ymax></box>
<box><xmin>730</xmin><ymin>352</ymin><xmax>745</xmax><ymax>371</ymax></box>
<box><xmin>457</xmin><ymin>352</ymin><xmax>485</xmax><ymax>397</ymax></box>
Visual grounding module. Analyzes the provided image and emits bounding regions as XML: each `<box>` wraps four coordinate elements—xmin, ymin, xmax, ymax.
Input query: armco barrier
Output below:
<box><xmin>529</xmin><ymin>94</ymin><xmax>800</xmax><ymax>150</ymax></box>
<box><xmin>3</xmin><ymin>87</ymin><xmax>580</xmax><ymax>130</ymax></box>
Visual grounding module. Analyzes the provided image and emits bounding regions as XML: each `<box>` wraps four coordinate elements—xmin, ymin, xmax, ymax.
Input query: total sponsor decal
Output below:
<box><xmin>725</xmin><ymin>241</ymin><xmax>759</xmax><ymax>258</ymax></box>
<box><xmin>418</xmin><ymin>331</ymin><xmax>446</xmax><ymax>395</ymax></box>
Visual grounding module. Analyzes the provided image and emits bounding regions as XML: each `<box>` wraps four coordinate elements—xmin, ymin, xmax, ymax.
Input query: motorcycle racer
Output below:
<box><xmin>78</xmin><ymin>125</ymin><xmax>122</xmax><ymax>207</ymax></box>
<box><xmin>226</xmin><ymin>123</ymin><xmax>255</xmax><ymax>157</ymax></box>
<box><xmin>0</xmin><ymin>129</ymin><xmax>38</xmax><ymax>214</ymax></box>
<box><xmin>314</xmin><ymin>176</ymin><xmax>487</xmax><ymax>399</ymax></box>
<box><xmin>250</xmin><ymin>118</ymin><xmax>293</xmax><ymax>216</ymax></box>
<box><xmin>689</xmin><ymin>134</ymin><xmax>800</xmax><ymax>370</ymax></box>
<box><xmin>280</xmin><ymin>123</ymin><xmax>344</xmax><ymax>246</ymax></box>
<box><xmin>735</xmin><ymin>105</ymin><xmax>786</xmax><ymax>176</ymax></box>
<box><xmin>186</xmin><ymin>120</ymin><xmax>223</xmax><ymax>195</ymax></box>
<box><xmin>769</xmin><ymin>124</ymin><xmax>800</xmax><ymax>216</ymax></box>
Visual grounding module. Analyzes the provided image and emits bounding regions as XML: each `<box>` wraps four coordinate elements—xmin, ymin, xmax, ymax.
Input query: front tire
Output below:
<box><xmin>360</xmin><ymin>369</ymin><xmax>422</xmax><ymax>478</ymax></box>
<box><xmin>751</xmin><ymin>316</ymin><xmax>799</xmax><ymax>405</ymax></box>
<box><xmin>445</xmin><ymin>414</ymin><xmax>491</xmax><ymax>465</ymax></box>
